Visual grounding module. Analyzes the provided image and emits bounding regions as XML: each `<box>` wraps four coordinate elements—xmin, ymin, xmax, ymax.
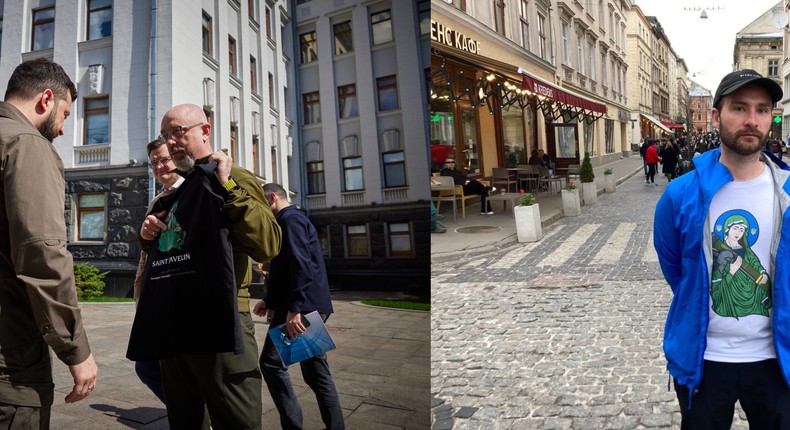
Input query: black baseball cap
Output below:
<box><xmin>713</xmin><ymin>69</ymin><xmax>783</xmax><ymax>107</ymax></box>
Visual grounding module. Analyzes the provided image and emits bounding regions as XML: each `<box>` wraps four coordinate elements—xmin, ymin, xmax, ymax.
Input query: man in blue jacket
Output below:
<box><xmin>254</xmin><ymin>183</ymin><xmax>344</xmax><ymax>430</ymax></box>
<box><xmin>654</xmin><ymin>69</ymin><xmax>790</xmax><ymax>428</ymax></box>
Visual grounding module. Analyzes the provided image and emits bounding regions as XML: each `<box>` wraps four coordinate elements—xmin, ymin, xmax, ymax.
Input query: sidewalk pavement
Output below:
<box><xmin>49</xmin><ymin>291</ymin><xmax>429</xmax><ymax>429</ymax></box>
<box><xmin>431</xmin><ymin>155</ymin><xmax>645</xmax><ymax>264</ymax></box>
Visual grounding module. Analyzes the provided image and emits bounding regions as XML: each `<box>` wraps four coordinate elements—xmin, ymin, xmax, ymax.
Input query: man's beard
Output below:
<box><xmin>719</xmin><ymin>123</ymin><xmax>767</xmax><ymax>156</ymax></box>
<box><xmin>172</xmin><ymin>151</ymin><xmax>195</xmax><ymax>171</ymax></box>
<box><xmin>38</xmin><ymin>109</ymin><xmax>59</xmax><ymax>142</ymax></box>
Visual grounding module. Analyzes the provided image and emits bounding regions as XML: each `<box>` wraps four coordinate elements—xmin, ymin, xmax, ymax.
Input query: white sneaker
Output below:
<box><xmin>491</xmin><ymin>187</ymin><xmax>497</xmax><ymax>193</ymax></box>
<box><xmin>486</xmin><ymin>210</ymin><xmax>494</xmax><ymax>215</ymax></box>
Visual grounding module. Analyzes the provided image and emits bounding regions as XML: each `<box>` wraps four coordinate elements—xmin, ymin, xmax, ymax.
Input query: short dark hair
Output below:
<box><xmin>263</xmin><ymin>183</ymin><xmax>288</xmax><ymax>200</ymax></box>
<box><xmin>146</xmin><ymin>139</ymin><xmax>166</xmax><ymax>156</ymax></box>
<box><xmin>5</xmin><ymin>58</ymin><xmax>77</xmax><ymax>103</ymax></box>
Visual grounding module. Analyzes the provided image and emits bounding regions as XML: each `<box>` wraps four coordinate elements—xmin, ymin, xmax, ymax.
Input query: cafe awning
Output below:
<box><xmin>641</xmin><ymin>113</ymin><xmax>673</xmax><ymax>134</ymax></box>
<box><xmin>520</xmin><ymin>71</ymin><xmax>607</xmax><ymax>115</ymax></box>
<box><xmin>661</xmin><ymin>121</ymin><xmax>685</xmax><ymax>130</ymax></box>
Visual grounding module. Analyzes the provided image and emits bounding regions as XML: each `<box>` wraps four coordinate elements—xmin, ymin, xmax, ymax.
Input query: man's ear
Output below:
<box><xmin>711</xmin><ymin>108</ymin><xmax>721</xmax><ymax>130</ymax></box>
<box><xmin>35</xmin><ymin>89</ymin><xmax>55</xmax><ymax>114</ymax></box>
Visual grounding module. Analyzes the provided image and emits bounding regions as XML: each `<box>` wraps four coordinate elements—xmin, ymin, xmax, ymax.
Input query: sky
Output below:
<box><xmin>632</xmin><ymin>0</ymin><xmax>784</xmax><ymax>93</ymax></box>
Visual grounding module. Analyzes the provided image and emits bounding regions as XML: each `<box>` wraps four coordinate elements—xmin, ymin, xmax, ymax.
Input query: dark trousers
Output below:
<box><xmin>0</xmin><ymin>403</ymin><xmax>49</xmax><ymax>430</ymax></box>
<box><xmin>675</xmin><ymin>359</ymin><xmax>790</xmax><ymax>429</ymax></box>
<box><xmin>135</xmin><ymin>360</ymin><xmax>165</xmax><ymax>402</ymax></box>
<box><xmin>260</xmin><ymin>311</ymin><xmax>345</xmax><ymax>430</ymax></box>
<box><xmin>463</xmin><ymin>181</ymin><xmax>490</xmax><ymax>212</ymax></box>
<box><xmin>647</xmin><ymin>163</ymin><xmax>657</xmax><ymax>183</ymax></box>
<box><xmin>160</xmin><ymin>312</ymin><xmax>262</xmax><ymax>430</ymax></box>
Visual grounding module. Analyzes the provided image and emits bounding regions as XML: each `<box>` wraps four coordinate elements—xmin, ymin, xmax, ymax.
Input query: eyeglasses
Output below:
<box><xmin>446</xmin><ymin>161</ymin><xmax>456</xmax><ymax>164</ymax></box>
<box><xmin>158</xmin><ymin>123</ymin><xmax>204</xmax><ymax>144</ymax></box>
<box><xmin>149</xmin><ymin>156</ymin><xmax>172</xmax><ymax>167</ymax></box>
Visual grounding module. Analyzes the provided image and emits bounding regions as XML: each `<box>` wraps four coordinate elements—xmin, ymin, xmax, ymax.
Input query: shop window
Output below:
<box><xmin>32</xmin><ymin>7</ymin><xmax>55</xmax><ymax>51</ymax></box>
<box><xmin>202</xmin><ymin>12</ymin><xmax>213</xmax><ymax>56</ymax></box>
<box><xmin>338</xmin><ymin>84</ymin><xmax>357</xmax><ymax>118</ymax></box>
<box><xmin>300</xmin><ymin>31</ymin><xmax>317</xmax><ymax>64</ymax></box>
<box><xmin>307</xmin><ymin>161</ymin><xmax>325</xmax><ymax>194</ymax></box>
<box><xmin>84</xmin><ymin>97</ymin><xmax>109</xmax><ymax>145</ymax></box>
<box><xmin>346</xmin><ymin>224</ymin><xmax>369</xmax><ymax>257</ymax></box>
<box><xmin>502</xmin><ymin>105</ymin><xmax>527</xmax><ymax>167</ymax></box>
<box><xmin>555</xmin><ymin>125</ymin><xmax>578</xmax><ymax>159</ymax></box>
<box><xmin>303</xmin><ymin>91</ymin><xmax>321</xmax><ymax>124</ymax></box>
<box><xmin>371</xmin><ymin>10</ymin><xmax>392</xmax><ymax>45</ymax></box>
<box><xmin>87</xmin><ymin>0</ymin><xmax>112</xmax><ymax>40</ymax></box>
<box><xmin>383</xmin><ymin>151</ymin><xmax>406</xmax><ymax>188</ymax></box>
<box><xmin>343</xmin><ymin>156</ymin><xmax>363</xmax><ymax>191</ymax></box>
<box><xmin>333</xmin><ymin>21</ymin><xmax>353</xmax><ymax>55</ymax></box>
<box><xmin>77</xmin><ymin>193</ymin><xmax>106</xmax><ymax>241</ymax></box>
<box><xmin>604</xmin><ymin>119</ymin><xmax>614</xmax><ymax>154</ymax></box>
<box><xmin>377</xmin><ymin>75</ymin><xmax>399</xmax><ymax>111</ymax></box>
<box><xmin>387</xmin><ymin>222</ymin><xmax>413</xmax><ymax>256</ymax></box>
<box><xmin>583</xmin><ymin>123</ymin><xmax>595</xmax><ymax>156</ymax></box>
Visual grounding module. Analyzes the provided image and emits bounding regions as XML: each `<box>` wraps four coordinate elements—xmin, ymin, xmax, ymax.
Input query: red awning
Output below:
<box><xmin>661</xmin><ymin>121</ymin><xmax>685</xmax><ymax>130</ymax></box>
<box><xmin>521</xmin><ymin>73</ymin><xmax>607</xmax><ymax>114</ymax></box>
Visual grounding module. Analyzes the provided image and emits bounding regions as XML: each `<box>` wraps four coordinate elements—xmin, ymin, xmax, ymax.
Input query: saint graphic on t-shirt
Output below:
<box><xmin>158</xmin><ymin>201</ymin><xmax>184</xmax><ymax>253</ymax></box>
<box><xmin>711</xmin><ymin>211</ymin><xmax>772</xmax><ymax>318</ymax></box>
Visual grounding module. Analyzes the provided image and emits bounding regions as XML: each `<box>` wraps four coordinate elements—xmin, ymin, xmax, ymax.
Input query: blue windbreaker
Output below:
<box><xmin>654</xmin><ymin>147</ymin><xmax>790</xmax><ymax>395</ymax></box>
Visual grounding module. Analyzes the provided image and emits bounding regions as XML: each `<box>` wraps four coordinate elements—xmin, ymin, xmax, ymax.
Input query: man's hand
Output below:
<box><xmin>65</xmin><ymin>353</ymin><xmax>98</xmax><ymax>403</ymax></box>
<box><xmin>209</xmin><ymin>150</ymin><xmax>232</xmax><ymax>184</ymax></box>
<box><xmin>140</xmin><ymin>211</ymin><xmax>167</xmax><ymax>241</ymax></box>
<box><xmin>285</xmin><ymin>311</ymin><xmax>306</xmax><ymax>339</ymax></box>
<box><xmin>252</xmin><ymin>299</ymin><xmax>268</xmax><ymax>317</ymax></box>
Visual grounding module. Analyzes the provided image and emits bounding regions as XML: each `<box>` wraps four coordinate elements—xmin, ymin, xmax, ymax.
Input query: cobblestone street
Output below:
<box><xmin>431</xmin><ymin>174</ymin><xmax>749</xmax><ymax>429</ymax></box>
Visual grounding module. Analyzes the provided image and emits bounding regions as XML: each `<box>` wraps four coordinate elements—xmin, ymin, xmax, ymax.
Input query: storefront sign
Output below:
<box><xmin>431</xmin><ymin>20</ymin><xmax>481</xmax><ymax>55</ymax></box>
<box><xmin>531</xmin><ymin>81</ymin><xmax>554</xmax><ymax>99</ymax></box>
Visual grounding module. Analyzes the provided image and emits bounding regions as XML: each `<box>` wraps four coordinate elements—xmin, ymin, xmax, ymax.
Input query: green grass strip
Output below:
<box><xmin>360</xmin><ymin>298</ymin><xmax>430</xmax><ymax>311</ymax></box>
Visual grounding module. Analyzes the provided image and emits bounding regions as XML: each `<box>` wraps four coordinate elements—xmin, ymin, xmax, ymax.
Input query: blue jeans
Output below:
<box><xmin>260</xmin><ymin>311</ymin><xmax>345</xmax><ymax>430</ymax></box>
<box><xmin>135</xmin><ymin>360</ymin><xmax>165</xmax><ymax>402</ymax></box>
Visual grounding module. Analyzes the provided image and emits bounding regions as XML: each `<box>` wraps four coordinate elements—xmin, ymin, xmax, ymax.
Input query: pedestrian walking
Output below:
<box><xmin>254</xmin><ymin>183</ymin><xmax>345</xmax><ymax>430</ymax></box>
<box><xmin>660</xmin><ymin>139</ymin><xmax>679</xmax><ymax>183</ymax></box>
<box><xmin>639</xmin><ymin>138</ymin><xmax>649</xmax><ymax>183</ymax></box>
<box><xmin>0</xmin><ymin>58</ymin><xmax>98</xmax><ymax>428</ymax></box>
<box><xmin>136</xmin><ymin>103</ymin><xmax>282</xmax><ymax>429</ymax></box>
<box><xmin>645</xmin><ymin>140</ymin><xmax>660</xmax><ymax>186</ymax></box>
<box><xmin>654</xmin><ymin>69</ymin><xmax>790</xmax><ymax>428</ymax></box>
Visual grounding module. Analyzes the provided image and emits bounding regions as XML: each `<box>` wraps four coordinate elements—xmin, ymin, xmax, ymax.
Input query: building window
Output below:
<box><xmin>537</xmin><ymin>13</ymin><xmax>546</xmax><ymax>59</ymax></box>
<box><xmin>228</xmin><ymin>36</ymin><xmax>237</xmax><ymax>76</ymax></box>
<box><xmin>32</xmin><ymin>7</ymin><xmax>55</xmax><ymax>51</ymax></box>
<box><xmin>252</xmin><ymin>136</ymin><xmax>259</xmax><ymax>176</ymax></box>
<box><xmin>0</xmin><ymin>17</ymin><xmax>4</xmax><ymax>53</ymax></box>
<box><xmin>377</xmin><ymin>76</ymin><xmax>398</xmax><ymax>111</ymax></box>
<box><xmin>561</xmin><ymin>21</ymin><xmax>569</xmax><ymax>65</ymax></box>
<box><xmin>418</xmin><ymin>0</ymin><xmax>430</xmax><ymax>35</ymax></box>
<box><xmin>383</xmin><ymin>151</ymin><xmax>406</xmax><ymax>187</ymax></box>
<box><xmin>519</xmin><ymin>0</ymin><xmax>529</xmax><ymax>50</ymax></box>
<box><xmin>387</xmin><ymin>222</ymin><xmax>412</xmax><ymax>256</ymax></box>
<box><xmin>346</xmin><ymin>224</ymin><xmax>369</xmax><ymax>257</ymax></box>
<box><xmin>493</xmin><ymin>0</ymin><xmax>505</xmax><ymax>36</ymax></box>
<box><xmin>84</xmin><ymin>97</ymin><xmax>109</xmax><ymax>145</ymax></box>
<box><xmin>77</xmin><ymin>193</ymin><xmax>106</xmax><ymax>241</ymax></box>
<box><xmin>248</xmin><ymin>0</ymin><xmax>258</xmax><ymax>22</ymax></box>
<box><xmin>588</xmin><ymin>41</ymin><xmax>595</xmax><ymax>80</ymax></box>
<box><xmin>769</xmin><ymin>59</ymin><xmax>780</xmax><ymax>77</ymax></box>
<box><xmin>371</xmin><ymin>10</ymin><xmax>392</xmax><ymax>45</ymax></box>
<box><xmin>230</xmin><ymin>125</ymin><xmax>238</xmax><ymax>161</ymax></box>
<box><xmin>300</xmin><ymin>31</ymin><xmax>317</xmax><ymax>64</ymax></box>
<box><xmin>268</xmin><ymin>73</ymin><xmax>274</xmax><ymax>108</ymax></box>
<box><xmin>303</xmin><ymin>91</ymin><xmax>321</xmax><ymax>124</ymax></box>
<box><xmin>265</xmin><ymin>7</ymin><xmax>272</xmax><ymax>39</ymax></box>
<box><xmin>87</xmin><ymin>0</ymin><xmax>112</xmax><ymax>40</ymax></box>
<box><xmin>202</xmin><ymin>12</ymin><xmax>212</xmax><ymax>55</ymax></box>
<box><xmin>271</xmin><ymin>147</ymin><xmax>278</xmax><ymax>183</ymax></box>
<box><xmin>343</xmin><ymin>156</ymin><xmax>364</xmax><ymax>191</ymax></box>
<box><xmin>333</xmin><ymin>21</ymin><xmax>353</xmax><ymax>55</ymax></box>
<box><xmin>250</xmin><ymin>56</ymin><xmax>258</xmax><ymax>94</ymax></box>
<box><xmin>576</xmin><ymin>32</ymin><xmax>585</xmax><ymax>74</ymax></box>
<box><xmin>338</xmin><ymin>84</ymin><xmax>357</xmax><ymax>118</ymax></box>
<box><xmin>317</xmin><ymin>226</ymin><xmax>330</xmax><ymax>258</ymax></box>
<box><xmin>307</xmin><ymin>161</ymin><xmax>325</xmax><ymax>194</ymax></box>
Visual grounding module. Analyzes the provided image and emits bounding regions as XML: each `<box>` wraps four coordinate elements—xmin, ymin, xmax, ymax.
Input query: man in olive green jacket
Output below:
<box><xmin>0</xmin><ymin>59</ymin><xmax>98</xmax><ymax>428</ymax></box>
<box><xmin>139</xmin><ymin>103</ymin><xmax>281</xmax><ymax>429</ymax></box>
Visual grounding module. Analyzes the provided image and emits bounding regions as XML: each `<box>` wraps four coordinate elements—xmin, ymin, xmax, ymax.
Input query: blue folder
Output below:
<box><xmin>268</xmin><ymin>311</ymin><xmax>337</xmax><ymax>367</ymax></box>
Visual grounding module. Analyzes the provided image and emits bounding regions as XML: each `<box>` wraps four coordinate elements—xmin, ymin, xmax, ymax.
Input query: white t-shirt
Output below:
<box><xmin>705</xmin><ymin>165</ymin><xmax>776</xmax><ymax>362</ymax></box>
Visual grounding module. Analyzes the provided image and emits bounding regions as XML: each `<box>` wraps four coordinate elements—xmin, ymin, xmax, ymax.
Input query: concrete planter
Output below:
<box><xmin>561</xmin><ymin>188</ymin><xmax>581</xmax><ymax>217</ymax></box>
<box><xmin>604</xmin><ymin>174</ymin><xmax>616</xmax><ymax>193</ymax></box>
<box><xmin>514</xmin><ymin>204</ymin><xmax>542</xmax><ymax>243</ymax></box>
<box><xmin>582</xmin><ymin>181</ymin><xmax>597</xmax><ymax>205</ymax></box>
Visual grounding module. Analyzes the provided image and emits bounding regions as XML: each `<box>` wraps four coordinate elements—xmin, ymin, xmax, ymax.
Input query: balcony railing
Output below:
<box><xmin>74</xmin><ymin>144</ymin><xmax>111</xmax><ymax>166</ymax></box>
<box><xmin>306</xmin><ymin>194</ymin><xmax>326</xmax><ymax>209</ymax></box>
<box><xmin>341</xmin><ymin>191</ymin><xmax>366</xmax><ymax>205</ymax></box>
<box><xmin>382</xmin><ymin>187</ymin><xmax>408</xmax><ymax>202</ymax></box>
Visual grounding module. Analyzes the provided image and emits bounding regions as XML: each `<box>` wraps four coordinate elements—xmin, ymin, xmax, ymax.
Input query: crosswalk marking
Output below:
<box><xmin>643</xmin><ymin>233</ymin><xmax>658</xmax><ymax>262</ymax></box>
<box><xmin>591</xmin><ymin>223</ymin><xmax>636</xmax><ymax>264</ymax></box>
<box><xmin>490</xmin><ymin>226</ymin><xmax>562</xmax><ymax>269</ymax></box>
<box><xmin>538</xmin><ymin>223</ymin><xmax>601</xmax><ymax>267</ymax></box>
